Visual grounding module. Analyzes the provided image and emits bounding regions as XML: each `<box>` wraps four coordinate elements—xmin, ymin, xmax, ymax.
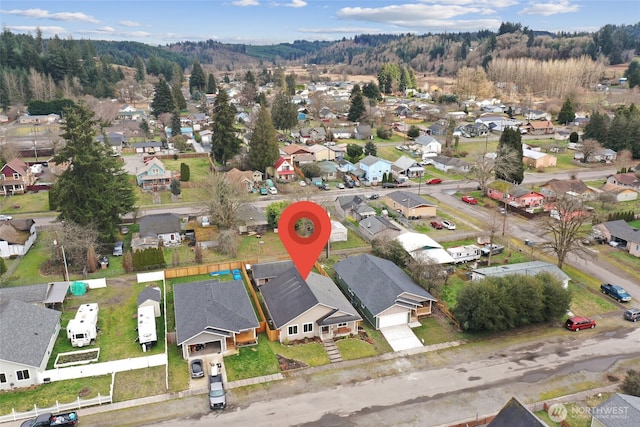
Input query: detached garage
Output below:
<box><xmin>330</xmin><ymin>220</ymin><xmax>348</xmax><ymax>242</ymax></box>
<box><xmin>334</xmin><ymin>254</ymin><xmax>436</xmax><ymax>330</ymax></box>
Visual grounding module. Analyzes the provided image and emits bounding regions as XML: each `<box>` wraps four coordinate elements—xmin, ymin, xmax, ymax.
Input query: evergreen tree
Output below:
<box><xmin>52</xmin><ymin>102</ymin><xmax>136</xmax><ymax>242</ymax></box>
<box><xmin>348</xmin><ymin>91</ymin><xmax>366</xmax><ymax>122</ymax></box>
<box><xmin>583</xmin><ymin>110</ymin><xmax>610</xmax><ymax>143</ymax></box>
<box><xmin>495</xmin><ymin>127</ymin><xmax>524</xmax><ymax>184</ymax></box>
<box><xmin>407</xmin><ymin>125</ymin><xmax>420</xmax><ymax>139</ymax></box>
<box><xmin>362</xmin><ymin>82</ymin><xmax>383</xmax><ymax>102</ymax></box>
<box><xmin>625</xmin><ymin>60</ymin><xmax>640</xmax><ymax>89</ymax></box>
<box><xmin>248</xmin><ymin>106</ymin><xmax>280</xmax><ymax>172</ymax></box>
<box><xmin>364</xmin><ymin>141</ymin><xmax>377</xmax><ymax>156</ymax></box>
<box><xmin>170</xmin><ymin>178</ymin><xmax>181</xmax><ymax>196</ymax></box>
<box><xmin>207</xmin><ymin>73</ymin><xmax>217</xmax><ymax>93</ymax></box>
<box><xmin>346</xmin><ymin>143</ymin><xmax>363</xmax><ymax>162</ymax></box>
<box><xmin>557</xmin><ymin>98</ymin><xmax>576</xmax><ymax>125</ymax></box>
<box><xmin>189</xmin><ymin>60</ymin><xmax>206</xmax><ymax>95</ymax></box>
<box><xmin>170</xmin><ymin>110</ymin><xmax>181</xmax><ymax>137</ymax></box>
<box><xmin>140</xmin><ymin>119</ymin><xmax>150</xmax><ymax>138</ymax></box>
<box><xmin>180</xmin><ymin>162</ymin><xmax>190</xmax><ymax>181</ymax></box>
<box><xmin>271</xmin><ymin>92</ymin><xmax>298</xmax><ymax>133</ymax></box>
<box><xmin>134</xmin><ymin>56</ymin><xmax>145</xmax><ymax>82</ymax></box>
<box><xmin>285</xmin><ymin>72</ymin><xmax>296</xmax><ymax>96</ymax></box>
<box><xmin>172</xmin><ymin>80</ymin><xmax>187</xmax><ymax>111</ymax></box>
<box><xmin>211</xmin><ymin>89</ymin><xmax>242</xmax><ymax>164</ymax></box>
<box><xmin>150</xmin><ymin>76</ymin><xmax>175</xmax><ymax>117</ymax></box>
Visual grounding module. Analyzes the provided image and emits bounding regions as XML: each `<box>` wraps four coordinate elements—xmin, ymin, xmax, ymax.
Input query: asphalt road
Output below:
<box><xmin>101</xmin><ymin>327</ymin><xmax>640</xmax><ymax>427</ymax></box>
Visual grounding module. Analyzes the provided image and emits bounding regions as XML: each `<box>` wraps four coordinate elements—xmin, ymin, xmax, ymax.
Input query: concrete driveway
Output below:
<box><xmin>380</xmin><ymin>325</ymin><xmax>423</xmax><ymax>351</ymax></box>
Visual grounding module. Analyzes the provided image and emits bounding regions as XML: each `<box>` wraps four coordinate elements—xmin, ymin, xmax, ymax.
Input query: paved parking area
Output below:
<box><xmin>379</xmin><ymin>325</ymin><xmax>423</xmax><ymax>352</ymax></box>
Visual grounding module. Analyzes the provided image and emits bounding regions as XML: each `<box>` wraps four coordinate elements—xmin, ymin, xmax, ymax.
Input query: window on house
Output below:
<box><xmin>13</xmin><ymin>173</ymin><xmax>20</xmax><ymax>180</ymax></box>
<box><xmin>303</xmin><ymin>323</ymin><xmax>313</xmax><ymax>333</ymax></box>
<box><xmin>288</xmin><ymin>325</ymin><xmax>298</xmax><ymax>335</ymax></box>
<box><xmin>0</xmin><ymin>373</ymin><xmax>6</xmax><ymax>383</ymax></box>
<box><xmin>337</xmin><ymin>322</ymin><xmax>347</xmax><ymax>328</ymax></box>
<box><xmin>16</xmin><ymin>370</ymin><xmax>29</xmax><ymax>381</ymax></box>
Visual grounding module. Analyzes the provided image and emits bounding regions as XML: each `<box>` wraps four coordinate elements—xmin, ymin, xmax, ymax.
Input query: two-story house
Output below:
<box><xmin>357</xmin><ymin>155</ymin><xmax>392</xmax><ymax>184</ymax></box>
<box><xmin>136</xmin><ymin>158</ymin><xmax>174</xmax><ymax>191</ymax></box>
<box><xmin>0</xmin><ymin>158</ymin><xmax>36</xmax><ymax>196</ymax></box>
<box><xmin>274</xmin><ymin>157</ymin><xmax>296</xmax><ymax>182</ymax></box>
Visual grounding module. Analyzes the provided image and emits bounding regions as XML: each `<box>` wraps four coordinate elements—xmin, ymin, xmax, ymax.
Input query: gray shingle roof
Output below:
<box><xmin>261</xmin><ymin>268</ymin><xmax>360</xmax><ymax>328</ymax></box>
<box><xmin>386</xmin><ymin>190</ymin><xmax>435</xmax><ymax>208</ymax></box>
<box><xmin>592</xmin><ymin>393</ymin><xmax>640</xmax><ymax>427</ymax></box>
<box><xmin>601</xmin><ymin>220</ymin><xmax>640</xmax><ymax>243</ymax></box>
<box><xmin>0</xmin><ymin>300</ymin><xmax>61</xmax><ymax>367</ymax></box>
<box><xmin>359</xmin><ymin>216</ymin><xmax>400</xmax><ymax>235</ymax></box>
<box><xmin>137</xmin><ymin>287</ymin><xmax>161</xmax><ymax>306</ymax></box>
<box><xmin>0</xmin><ymin>283</ymin><xmax>48</xmax><ymax>304</ymax></box>
<box><xmin>334</xmin><ymin>254</ymin><xmax>435</xmax><ymax>316</ymax></box>
<box><xmin>336</xmin><ymin>195</ymin><xmax>366</xmax><ymax>211</ymax></box>
<box><xmin>473</xmin><ymin>261</ymin><xmax>570</xmax><ymax>283</ymax></box>
<box><xmin>139</xmin><ymin>213</ymin><xmax>181</xmax><ymax>237</ymax></box>
<box><xmin>250</xmin><ymin>260</ymin><xmax>294</xmax><ymax>282</ymax></box>
<box><xmin>173</xmin><ymin>280</ymin><xmax>259</xmax><ymax>345</ymax></box>
<box><xmin>487</xmin><ymin>397</ymin><xmax>546</xmax><ymax>427</ymax></box>
<box><xmin>260</xmin><ymin>267</ymin><xmax>318</xmax><ymax>328</ymax></box>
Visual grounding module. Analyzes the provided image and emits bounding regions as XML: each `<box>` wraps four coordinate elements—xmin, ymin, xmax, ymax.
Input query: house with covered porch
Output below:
<box><xmin>260</xmin><ymin>267</ymin><xmax>361</xmax><ymax>343</ymax></box>
<box><xmin>173</xmin><ymin>279</ymin><xmax>259</xmax><ymax>359</ymax></box>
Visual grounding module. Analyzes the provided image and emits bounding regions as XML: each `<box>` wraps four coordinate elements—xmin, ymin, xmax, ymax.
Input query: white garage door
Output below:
<box><xmin>378</xmin><ymin>311</ymin><xmax>408</xmax><ymax>328</ymax></box>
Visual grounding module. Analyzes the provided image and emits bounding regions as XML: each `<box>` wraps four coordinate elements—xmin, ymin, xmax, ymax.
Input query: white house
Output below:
<box><xmin>0</xmin><ymin>218</ymin><xmax>37</xmax><ymax>259</ymax></box>
<box><xmin>412</xmin><ymin>135</ymin><xmax>441</xmax><ymax>154</ymax></box>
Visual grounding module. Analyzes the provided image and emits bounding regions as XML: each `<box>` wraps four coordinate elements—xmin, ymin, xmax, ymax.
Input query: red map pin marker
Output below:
<box><xmin>278</xmin><ymin>201</ymin><xmax>331</xmax><ymax>280</ymax></box>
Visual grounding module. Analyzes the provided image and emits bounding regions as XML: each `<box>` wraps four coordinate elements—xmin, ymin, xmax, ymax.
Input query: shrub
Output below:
<box><xmin>180</xmin><ymin>163</ymin><xmax>190</xmax><ymax>182</ymax></box>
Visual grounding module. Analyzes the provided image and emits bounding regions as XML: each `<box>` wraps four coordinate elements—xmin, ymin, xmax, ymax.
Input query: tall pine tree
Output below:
<box><xmin>51</xmin><ymin>102</ymin><xmax>136</xmax><ymax>242</ymax></box>
<box><xmin>271</xmin><ymin>92</ymin><xmax>298</xmax><ymax>133</ymax></box>
<box><xmin>557</xmin><ymin>98</ymin><xmax>576</xmax><ymax>125</ymax></box>
<box><xmin>189</xmin><ymin>60</ymin><xmax>206</xmax><ymax>95</ymax></box>
<box><xmin>248</xmin><ymin>106</ymin><xmax>279</xmax><ymax>172</ymax></box>
<box><xmin>495</xmin><ymin>127</ymin><xmax>524</xmax><ymax>184</ymax></box>
<box><xmin>348</xmin><ymin>84</ymin><xmax>366</xmax><ymax>122</ymax></box>
<box><xmin>150</xmin><ymin>76</ymin><xmax>175</xmax><ymax>117</ymax></box>
<box><xmin>211</xmin><ymin>89</ymin><xmax>242</xmax><ymax>165</ymax></box>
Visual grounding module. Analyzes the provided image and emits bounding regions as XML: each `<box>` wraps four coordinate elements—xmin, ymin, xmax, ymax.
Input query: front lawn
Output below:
<box><xmin>113</xmin><ymin>366</ymin><xmax>167</xmax><ymax>402</ymax></box>
<box><xmin>335</xmin><ymin>337</ymin><xmax>377</xmax><ymax>360</ymax></box>
<box><xmin>266</xmin><ymin>340</ymin><xmax>330</xmax><ymax>367</ymax></box>
<box><xmin>360</xmin><ymin>323</ymin><xmax>393</xmax><ymax>354</ymax></box>
<box><xmin>0</xmin><ymin>374</ymin><xmax>112</xmax><ymax>414</ymax></box>
<box><xmin>411</xmin><ymin>316</ymin><xmax>462</xmax><ymax>346</ymax></box>
<box><xmin>224</xmin><ymin>335</ymin><xmax>280</xmax><ymax>381</ymax></box>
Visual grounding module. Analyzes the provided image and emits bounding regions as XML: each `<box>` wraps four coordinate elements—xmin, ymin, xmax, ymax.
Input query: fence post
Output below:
<box><xmin>11</xmin><ymin>408</ymin><xmax>16</xmax><ymax>421</ymax></box>
<box><xmin>56</xmin><ymin>401</ymin><xmax>60</xmax><ymax>412</ymax></box>
<box><xmin>98</xmin><ymin>392</ymin><xmax>101</xmax><ymax>405</ymax></box>
<box><xmin>77</xmin><ymin>396</ymin><xmax>81</xmax><ymax>409</ymax></box>
<box><xmin>34</xmin><ymin>404</ymin><xmax>38</xmax><ymax>416</ymax></box>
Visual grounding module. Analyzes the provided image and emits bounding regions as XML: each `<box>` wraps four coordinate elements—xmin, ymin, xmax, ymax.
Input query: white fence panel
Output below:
<box><xmin>38</xmin><ymin>353</ymin><xmax>167</xmax><ymax>383</ymax></box>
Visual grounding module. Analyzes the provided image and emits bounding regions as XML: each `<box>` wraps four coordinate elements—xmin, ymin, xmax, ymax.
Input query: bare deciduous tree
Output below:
<box><xmin>576</xmin><ymin>139</ymin><xmax>602</xmax><ymax>164</ymax></box>
<box><xmin>538</xmin><ymin>196</ymin><xmax>595</xmax><ymax>269</ymax></box>
<box><xmin>196</xmin><ymin>171</ymin><xmax>248</xmax><ymax>230</ymax></box>
<box><xmin>217</xmin><ymin>229</ymin><xmax>239</xmax><ymax>257</ymax></box>
<box><xmin>47</xmin><ymin>221</ymin><xmax>100</xmax><ymax>274</ymax></box>
<box><xmin>471</xmin><ymin>147</ymin><xmax>521</xmax><ymax>195</ymax></box>
<box><xmin>615</xmin><ymin>149</ymin><xmax>633</xmax><ymax>170</ymax></box>
<box><xmin>405</xmin><ymin>257</ymin><xmax>449</xmax><ymax>297</ymax></box>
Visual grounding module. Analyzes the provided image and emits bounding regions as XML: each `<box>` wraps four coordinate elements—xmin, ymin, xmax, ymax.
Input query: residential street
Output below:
<box><xmin>67</xmin><ymin>325</ymin><xmax>639</xmax><ymax>427</ymax></box>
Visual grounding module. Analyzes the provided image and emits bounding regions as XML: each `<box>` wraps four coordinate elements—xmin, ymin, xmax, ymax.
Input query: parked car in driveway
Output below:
<box><xmin>565</xmin><ymin>316</ymin><xmax>596</xmax><ymax>331</ymax></box>
<box><xmin>268</xmin><ymin>186</ymin><xmax>278</xmax><ymax>195</ymax></box>
<box><xmin>624</xmin><ymin>308</ymin><xmax>640</xmax><ymax>322</ymax></box>
<box><xmin>441</xmin><ymin>220</ymin><xmax>456</xmax><ymax>230</ymax></box>
<box><xmin>426</xmin><ymin>178</ymin><xmax>442</xmax><ymax>185</ymax></box>
<box><xmin>190</xmin><ymin>359</ymin><xmax>205</xmax><ymax>378</ymax></box>
<box><xmin>430</xmin><ymin>221</ymin><xmax>443</xmax><ymax>229</ymax></box>
<box><xmin>336</xmin><ymin>183</ymin><xmax>345</xmax><ymax>189</ymax></box>
<box><xmin>113</xmin><ymin>241</ymin><xmax>124</xmax><ymax>256</ymax></box>
<box><xmin>368</xmin><ymin>193</ymin><xmax>379</xmax><ymax>200</ymax></box>
<box><xmin>461</xmin><ymin>195</ymin><xmax>478</xmax><ymax>204</ymax></box>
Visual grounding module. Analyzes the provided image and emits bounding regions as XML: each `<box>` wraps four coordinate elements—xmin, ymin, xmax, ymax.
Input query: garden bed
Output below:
<box><xmin>54</xmin><ymin>348</ymin><xmax>100</xmax><ymax>368</ymax></box>
<box><xmin>276</xmin><ymin>354</ymin><xmax>308</xmax><ymax>371</ymax></box>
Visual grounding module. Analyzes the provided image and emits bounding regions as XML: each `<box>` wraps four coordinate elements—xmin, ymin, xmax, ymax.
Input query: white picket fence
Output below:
<box><xmin>1</xmin><ymin>353</ymin><xmax>167</xmax><ymax>424</ymax></box>
<box><xmin>0</xmin><ymin>373</ymin><xmax>115</xmax><ymax>424</ymax></box>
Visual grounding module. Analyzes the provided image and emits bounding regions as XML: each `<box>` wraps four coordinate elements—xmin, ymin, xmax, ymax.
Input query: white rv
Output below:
<box><xmin>137</xmin><ymin>305</ymin><xmax>157</xmax><ymax>352</ymax></box>
<box><xmin>66</xmin><ymin>303</ymin><xmax>99</xmax><ymax>347</ymax></box>
<box><xmin>446</xmin><ymin>245</ymin><xmax>482</xmax><ymax>264</ymax></box>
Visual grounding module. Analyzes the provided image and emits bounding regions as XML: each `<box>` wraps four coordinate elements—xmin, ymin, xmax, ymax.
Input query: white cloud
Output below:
<box><xmin>297</xmin><ymin>27</ymin><xmax>381</xmax><ymax>34</ymax></box>
<box><xmin>119</xmin><ymin>20</ymin><xmax>142</xmax><ymax>28</ymax></box>
<box><xmin>417</xmin><ymin>0</ymin><xmax>518</xmax><ymax>6</ymax></box>
<box><xmin>337</xmin><ymin>4</ymin><xmax>485</xmax><ymax>24</ymax></box>
<box><xmin>6</xmin><ymin>25</ymin><xmax>68</xmax><ymax>37</ymax></box>
<box><xmin>232</xmin><ymin>0</ymin><xmax>259</xmax><ymax>6</ymax></box>
<box><xmin>96</xmin><ymin>26</ymin><xmax>115</xmax><ymax>33</ymax></box>
<box><xmin>0</xmin><ymin>8</ymin><xmax>100</xmax><ymax>23</ymax></box>
<box><xmin>285</xmin><ymin>0</ymin><xmax>307</xmax><ymax>7</ymax></box>
<box><xmin>519</xmin><ymin>1</ymin><xmax>580</xmax><ymax>16</ymax></box>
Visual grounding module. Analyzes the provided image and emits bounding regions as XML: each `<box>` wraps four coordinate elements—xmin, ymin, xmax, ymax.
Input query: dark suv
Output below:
<box><xmin>624</xmin><ymin>308</ymin><xmax>640</xmax><ymax>322</ymax></box>
<box><xmin>565</xmin><ymin>316</ymin><xmax>596</xmax><ymax>331</ymax></box>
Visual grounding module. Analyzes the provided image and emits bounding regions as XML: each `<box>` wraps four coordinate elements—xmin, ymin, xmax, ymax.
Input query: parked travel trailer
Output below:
<box><xmin>137</xmin><ymin>305</ymin><xmax>157</xmax><ymax>352</ymax></box>
<box><xmin>66</xmin><ymin>303</ymin><xmax>99</xmax><ymax>347</ymax></box>
<box><xmin>446</xmin><ymin>245</ymin><xmax>482</xmax><ymax>264</ymax></box>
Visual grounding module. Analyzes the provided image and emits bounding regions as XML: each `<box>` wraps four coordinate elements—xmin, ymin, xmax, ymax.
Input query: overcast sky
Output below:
<box><xmin>1</xmin><ymin>1</ymin><xmax>635</xmax><ymax>46</ymax></box>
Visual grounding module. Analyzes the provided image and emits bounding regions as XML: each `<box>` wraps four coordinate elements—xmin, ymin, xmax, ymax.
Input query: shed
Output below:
<box><xmin>137</xmin><ymin>286</ymin><xmax>162</xmax><ymax>317</ymax></box>
<box><xmin>330</xmin><ymin>220</ymin><xmax>348</xmax><ymax>242</ymax></box>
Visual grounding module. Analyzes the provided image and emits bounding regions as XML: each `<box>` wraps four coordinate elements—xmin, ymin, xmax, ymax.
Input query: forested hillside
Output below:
<box><xmin>0</xmin><ymin>22</ymin><xmax>638</xmax><ymax>111</ymax></box>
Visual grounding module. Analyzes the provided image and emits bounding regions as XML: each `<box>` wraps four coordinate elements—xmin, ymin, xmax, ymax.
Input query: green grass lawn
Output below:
<box><xmin>266</xmin><ymin>340</ymin><xmax>330</xmax><ymax>367</ymax></box>
<box><xmin>360</xmin><ymin>323</ymin><xmax>393</xmax><ymax>354</ymax></box>
<box><xmin>224</xmin><ymin>334</ymin><xmax>280</xmax><ymax>381</ymax></box>
<box><xmin>0</xmin><ymin>191</ymin><xmax>50</xmax><ymax>214</ymax></box>
<box><xmin>335</xmin><ymin>338</ymin><xmax>377</xmax><ymax>360</ymax></box>
<box><xmin>411</xmin><ymin>316</ymin><xmax>462</xmax><ymax>346</ymax></box>
<box><xmin>114</xmin><ymin>366</ymin><xmax>167</xmax><ymax>402</ymax></box>
<box><xmin>0</xmin><ymin>374</ymin><xmax>112</xmax><ymax>414</ymax></box>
